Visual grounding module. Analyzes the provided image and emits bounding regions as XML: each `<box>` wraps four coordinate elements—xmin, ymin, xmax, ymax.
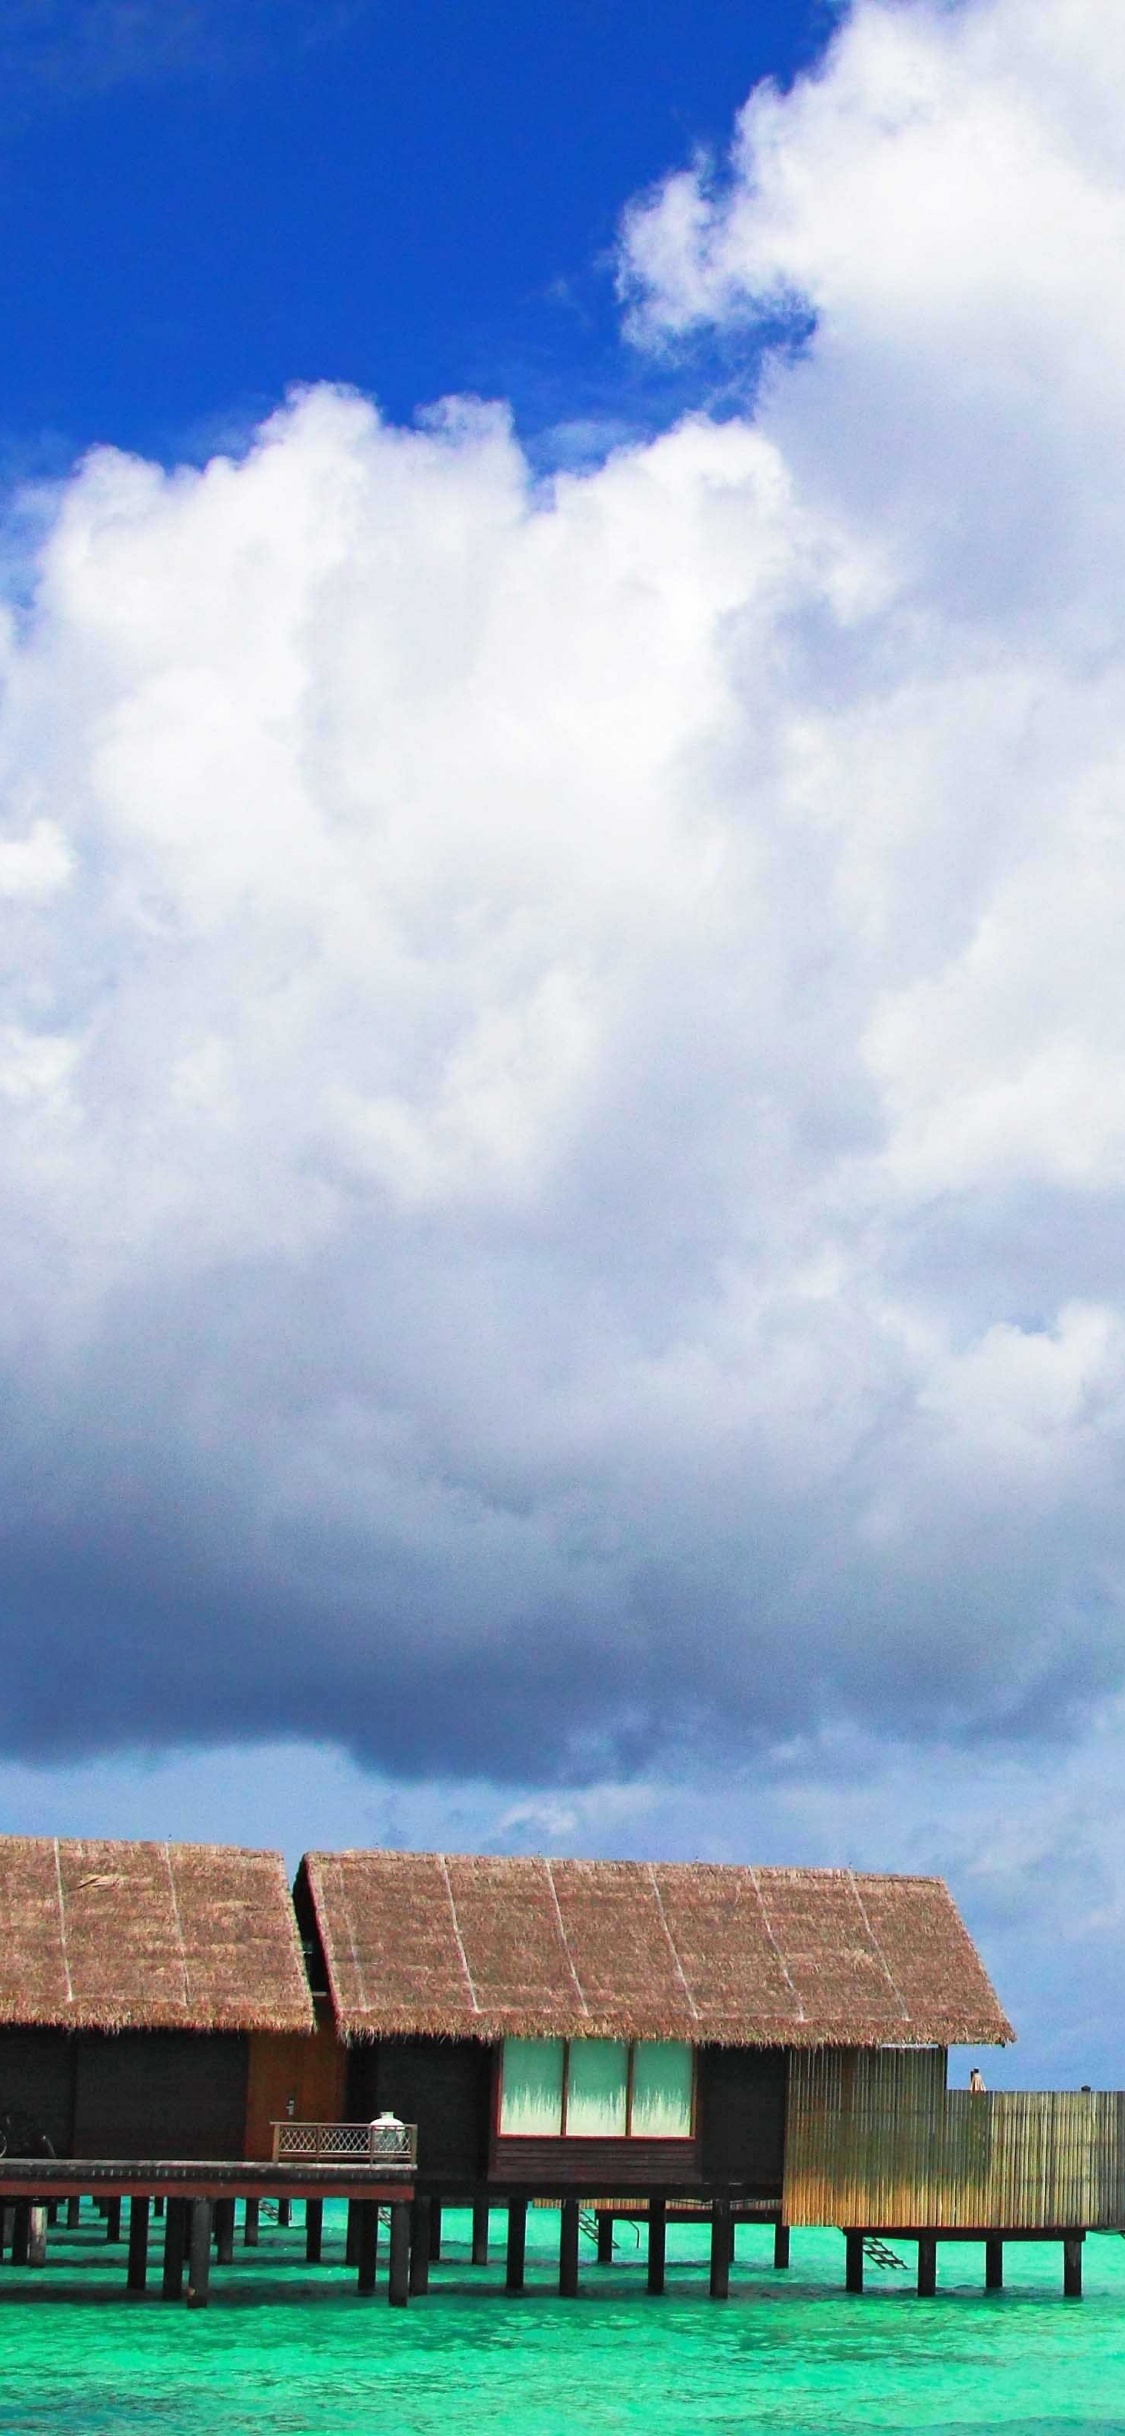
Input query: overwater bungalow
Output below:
<box><xmin>0</xmin><ymin>1835</ymin><xmax>1117</xmax><ymax>2304</ymax></box>
<box><xmin>0</xmin><ymin>1835</ymin><xmax>316</xmax><ymax>2158</ymax></box>
<box><xmin>297</xmin><ymin>1850</ymin><xmax>1076</xmax><ymax>2292</ymax></box>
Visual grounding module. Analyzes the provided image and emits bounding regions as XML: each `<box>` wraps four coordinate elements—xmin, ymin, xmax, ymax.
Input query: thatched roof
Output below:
<box><xmin>299</xmin><ymin>1852</ymin><xmax>1013</xmax><ymax>2048</ymax></box>
<box><xmin>0</xmin><ymin>1838</ymin><xmax>314</xmax><ymax>2034</ymax></box>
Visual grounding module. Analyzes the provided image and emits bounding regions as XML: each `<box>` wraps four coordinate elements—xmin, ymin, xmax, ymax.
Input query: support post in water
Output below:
<box><xmin>710</xmin><ymin>2198</ymin><xmax>731</xmax><ymax>2300</ymax></box>
<box><xmin>845</xmin><ymin>2232</ymin><xmax>865</xmax><ymax>2294</ymax></box>
<box><xmin>162</xmin><ymin>2199</ymin><xmax>187</xmax><ymax>2301</ymax></box>
<box><xmin>505</xmin><ymin>2198</ymin><xmax>527</xmax><ymax>2294</ymax></box>
<box><xmin>28</xmin><ymin>2206</ymin><xmax>47</xmax><ymax>2268</ymax></box>
<box><xmin>597</xmin><ymin>2212</ymin><xmax>614</xmax><ymax>2264</ymax></box>
<box><xmin>127</xmin><ymin>2196</ymin><xmax>150</xmax><ymax>2294</ymax></box>
<box><xmin>276</xmin><ymin>2198</ymin><xmax>291</xmax><ymax>2229</ymax></box>
<box><xmin>388</xmin><ymin>2202</ymin><xmax>411</xmax><ymax>2308</ymax></box>
<box><xmin>428</xmin><ymin>2199</ymin><xmax>443</xmax><ymax>2261</ymax></box>
<box><xmin>471</xmin><ymin>2200</ymin><xmax>489</xmax><ymax>2265</ymax></box>
<box><xmin>409</xmin><ymin>2197</ymin><xmax>431</xmax><ymax>2294</ymax></box>
<box><xmin>917</xmin><ymin>2235</ymin><xmax>937</xmax><ymax>2298</ymax></box>
<box><xmin>66</xmin><ymin>2197</ymin><xmax>81</xmax><ymax>2231</ymax></box>
<box><xmin>1064</xmin><ymin>2237</ymin><xmax>1083</xmax><ymax>2298</ymax></box>
<box><xmin>215</xmin><ymin>2199</ymin><xmax>235</xmax><ymax>2265</ymax></box>
<box><xmin>305</xmin><ymin>2199</ymin><xmax>323</xmax><ymax>2264</ymax></box>
<box><xmin>186</xmin><ymin>2200</ymin><xmax>213</xmax><ymax>2308</ymax></box>
<box><xmin>346</xmin><ymin>2200</ymin><xmax>360</xmax><ymax>2267</ymax></box>
<box><xmin>356</xmin><ymin>2203</ymin><xmax>378</xmax><ymax>2296</ymax></box>
<box><xmin>559</xmin><ymin>2198</ymin><xmax>580</xmax><ymax>2297</ymax></box>
<box><xmin>106</xmin><ymin>2197</ymin><xmax>122</xmax><ymax>2242</ymax></box>
<box><xmin>243</xmin><ymin>2197</ymin><xmax>260</xmax><ymax>2248</ymax></box>
<box><xmin>986</xmin><ymin>2237</ymin><xmax>1004</xmax><ymax>2291</ymax></box>
<box><xmin>774</xmin><ymin>2223</ymin><xmax>791</xmax><ymax>2270</ymax></box>
<box><xmin>11</xmin><ymin>2204</ymin><xmax>30</xmax><ymax>2267</ymax></box>
<box><xmin>647</xmin><ymin>2196</ymin><xmax>666</xmax><ymax>2295</ymax></box>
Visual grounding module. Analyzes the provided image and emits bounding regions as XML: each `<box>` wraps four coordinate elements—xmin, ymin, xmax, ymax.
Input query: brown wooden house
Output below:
<box><xmin>295</xmin><ymin>1851</ymin><xmax>1013</xmax><ymax>2208</ymax></box>
<box><xmin>0</xmin><ymin>1837</ymin><xmax>323</xmax><ymax>2160</ymax></box>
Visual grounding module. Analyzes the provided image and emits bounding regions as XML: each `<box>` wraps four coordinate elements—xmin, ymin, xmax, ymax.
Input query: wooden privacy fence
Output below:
<box><xmin>784</xmin><ymin>2051</ymin><xmax>1125</xmax><ymax>2229</ymax></box>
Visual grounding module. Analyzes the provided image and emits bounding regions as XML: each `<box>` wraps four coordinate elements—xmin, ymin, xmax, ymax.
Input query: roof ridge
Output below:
<box><xmin>748</xmin><ymin>1864</ymin><xmax>805</xmax><ymax>2023</ymax></box>
<box><xmin>439</xmin><ymin>1854</ymin><xmax>482</xmax><ymax>2014</ymax></box>
<box><xmin>544</xmin><ymin>1859</ymin><xmax>590</xmax><ymax>2017</ymax></box>
<box><xmin>847</xmin><ymin>1869</ymin><xmax>911</xmax><ymax>2023</ymax></box>
<box><xmin>162</xmin><ymin>1843</ymin><xmax>191</xmax><ymax>2011</ymax></box>
<box><xmin>647</xmin><ymin>1864</ymin><xmax>699</xmax><ymax>2023</ymax></box>
<box><xmin>53</xmin><ymin>1838</ymin><xmax>74</xmax><ymax>2007</ymax></box>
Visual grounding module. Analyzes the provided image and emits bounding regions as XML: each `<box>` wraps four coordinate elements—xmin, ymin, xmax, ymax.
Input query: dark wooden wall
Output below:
<box><xmin>0</xmin><ymin>2029</ymin><xmax>248</xmax><ymax>2159</ymax></box>
<box><xmin>346</xmin><ymin>2037</ymin><xmax>493</xmax><ymax>2184</ymax></box>
<box><xmin>698</xmin><ymin>2047</ymin><xmax>788</xmax><ymax>2193</ymax></box>
<box><xmin>0</xmin><ymin>2030</ymin><xmax>75</xmax><ymax>2155</ymax></box>
<box><xmin>73</xmin><ymin>2034</ymin><xmax>248</xmax><ymax>2159</ymax></box>
<box><xmin>344</xmin><ymin>2037</ymin><xmax>789</xmax><ymax>2195</ymax></box>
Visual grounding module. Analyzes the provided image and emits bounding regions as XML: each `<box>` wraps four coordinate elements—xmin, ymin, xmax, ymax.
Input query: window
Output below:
<box><xmin>499</xmin><ymin>2038</ymin><xmax>694</xmax><ymax>2139</ymax></box>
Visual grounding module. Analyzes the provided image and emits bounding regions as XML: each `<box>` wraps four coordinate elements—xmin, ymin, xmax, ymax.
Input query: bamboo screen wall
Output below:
<box><xmin>784</xmin><ymin>2051</ymin><xmax>1125</xmax><ymax>2230</ymax></box>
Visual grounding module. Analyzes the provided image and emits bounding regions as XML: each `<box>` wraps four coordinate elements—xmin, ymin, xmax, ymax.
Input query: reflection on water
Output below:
<box><xmin>0</xmin><ymin>2207</ymin><xmax>1123</xmax><ymax>2436</ymax></box>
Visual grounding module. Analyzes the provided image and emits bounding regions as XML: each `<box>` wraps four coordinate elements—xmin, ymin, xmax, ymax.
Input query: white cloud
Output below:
<box><xmin>4</xmin><ymin>0</ymin><xmax>1125</xmax><ymax>1809</ymax></box>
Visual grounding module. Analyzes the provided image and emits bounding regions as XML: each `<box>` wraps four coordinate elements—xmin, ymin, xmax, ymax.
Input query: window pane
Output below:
<box><xmin>565</xmin><ymin>2039</ymin><xmax>628</xmax><ymax>2136</ymax></box>
<box><xmin>630</xmin><ymin>2042</ymin><xmax>694</xmax><ymax>2138</ymax></box>
<box><xmin>499</xmin><ymin>2038</ymin><xmax>565</xmax><ymax>2135</ymax></box>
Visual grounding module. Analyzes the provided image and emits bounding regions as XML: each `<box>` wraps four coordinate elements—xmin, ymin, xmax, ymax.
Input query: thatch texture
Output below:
<box><xmin>300</xmin><ymin>1852</ymin><xmax>1013</xmax><ymax>2047</ymax></box>
<box><xmin>0</xmin><ymin>1838</ymin><xmax>314</xmax><ymax>2033</ymax></box>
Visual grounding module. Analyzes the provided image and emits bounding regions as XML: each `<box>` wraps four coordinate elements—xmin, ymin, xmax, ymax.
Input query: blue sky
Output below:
<box><xmin>5</xmin><ymin>0</ymin><xmax>1125</xmax><ymax>2086</ymax></box>
<box><xmin>0</xmin><ymin>0</ymin><xmax>829</xmax><ymax>469</ymax></box>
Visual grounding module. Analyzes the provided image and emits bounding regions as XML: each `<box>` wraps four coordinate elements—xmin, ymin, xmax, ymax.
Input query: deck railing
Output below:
<box><xmin>271</xmin><ymin>2121</ymin><xmax>418</xmax><ymax>2166</ymax></box>
<box><xmin>784</xmin><ymin>2051</ymin><xmax>1125</xmax><ymax>2229</ymax></box>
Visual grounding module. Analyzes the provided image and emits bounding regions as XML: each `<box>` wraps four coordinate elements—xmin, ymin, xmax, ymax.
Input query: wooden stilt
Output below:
<box><xmin>214</xmin><ymin>2199</ymin><xmax>235</xmax><ymax>2265</ymax></box>
<box><xmin>597</xmin><ymin>2211</ymin><xmax>614</xmax><ymax>2264</ymax></box>
<box><xmin>11</xmin><ymin>2204</ymin><xmax>30</xmax><ymax>2267</ymax></box>
<box><xmin>845</xmin><ymin>2232</ymin><xmax>865</xmax><ymax>2293</ymax></box>
<box><xmin>409</xmin><ymin>2197</ymin><xmax>431</xmax><ymax>2294</ymax></box>
<box><xmin>505</xmin><ymin>2197</ymin><xmax>527</xmax><ymax>2294</ymax></box>
<box><xmin>647</xmin><ymin>2196</ymin><xmax>667</xmax><ymax>2295</ymax></box>
<box><xmin>388</xmin><ymin>2202</ymin><xmax>411</xmax><ymax>2308</ymax></box>
<box><xmin>276</xmin><ymin>2198</ymin><xmax>291</xmax><ymax>2229</ymax></box>
<box><xmin>709</xmin><ymin>2198</ymin><xmax>731</xmax><ymax>2299</ymax></box>
<box><xmin>243</xmin><ymin>2197</ymin><xmax>260</xmax><ymax>2249</ymax></box>
<box><xmin>559</xmin><ymin>2199</ymin><xmax>580</xmax><ymax>2297</ymax></box>
<box><xmin>127</xmin><ymin>2196</ymin><xmax>150</xmax><ymax>2294</ymax></box>
<box><xmin>162</xmin><ymin>2199</ymin><xmax>187</xmax><ymax>2300</ymax></box>
<box><xmin>471</xmin><ymin>2200</ymin><xmax>489</xmax><ymax>2265</ymax></box>
<box><xmin>917</xmin><ymin>2235</ymin><xmax>937</xmax><ymax>2298</ymax></box>
<box><xmin>774</xmin><ymin>2223</ymin><xmax>791</xmax><ymax>2270</ymax></box>
<box><xmin>186</xmin><ymin>2200</ymin><xmax>213</xmax><ymax>2307</ymax></box>
<box><xmin>1064</xmin><ymin>2236</ymin><xmax>1083</xmax><ymax>2298</ymax></box>
<box><xmin>356</xmin><ymin>2203</ymin><xmax>378</xmax><ymax>2296</ymax></box>
<box><xmin>1</xmin><ymin>2204</ymin><xmax>13</xmax><ymax>2257</ymax></box>
<box><xmin>66</xmin><ymin>2197</ymin><xmax>81</xmax><ymax>2231</ymax></box>
<box><xmin>985</xmin><ymin>2236</ymin><xmax>1003</xmax><ymax>2291</ymax></box>
<box><xmin>47</xmin><ymin>2203</ymin><xmax>58</xmax><ymax>2227</ymax></box>
<box><xmin>346</xmin><ymin>2200</ymin><xmax>360</xmax><ymax>2267</ymax></box>
<box><xmin>428</xmin><ymin>2199</ymin><xmax>443</xmax><ymax>2260</ymax></box>
<box><xmin>154</xmin><ymin>2198</ymin><xmax>165</xmax><ymax>2219</ymax></box>
<box><xmin>106</xmin><ymin>2197</ymin><xmax>122</xmax><ymax>2242</ymax></box>
<box><xmin>305</xmin><ymin>2199</ymin><xmax>323</xmax><ymax>2264</ymax></box>
<box><xmin>28</xmin><ymin>2206</ymin><xmax>47</xmax><ymax>2268</ymax></box>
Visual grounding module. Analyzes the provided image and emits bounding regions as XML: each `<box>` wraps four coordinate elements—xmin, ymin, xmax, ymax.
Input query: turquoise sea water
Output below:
<box><xmin>0</xmin><ymin>2204</ymin><xmax>1123</xmax><ymax>2436</ymax></box>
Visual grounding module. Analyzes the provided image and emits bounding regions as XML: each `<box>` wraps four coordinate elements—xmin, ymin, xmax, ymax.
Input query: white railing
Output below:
<box><xmin>271</xmin><ymin>2121</ymin><xmax>417</xmax><ymax>2166</ymax></box>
